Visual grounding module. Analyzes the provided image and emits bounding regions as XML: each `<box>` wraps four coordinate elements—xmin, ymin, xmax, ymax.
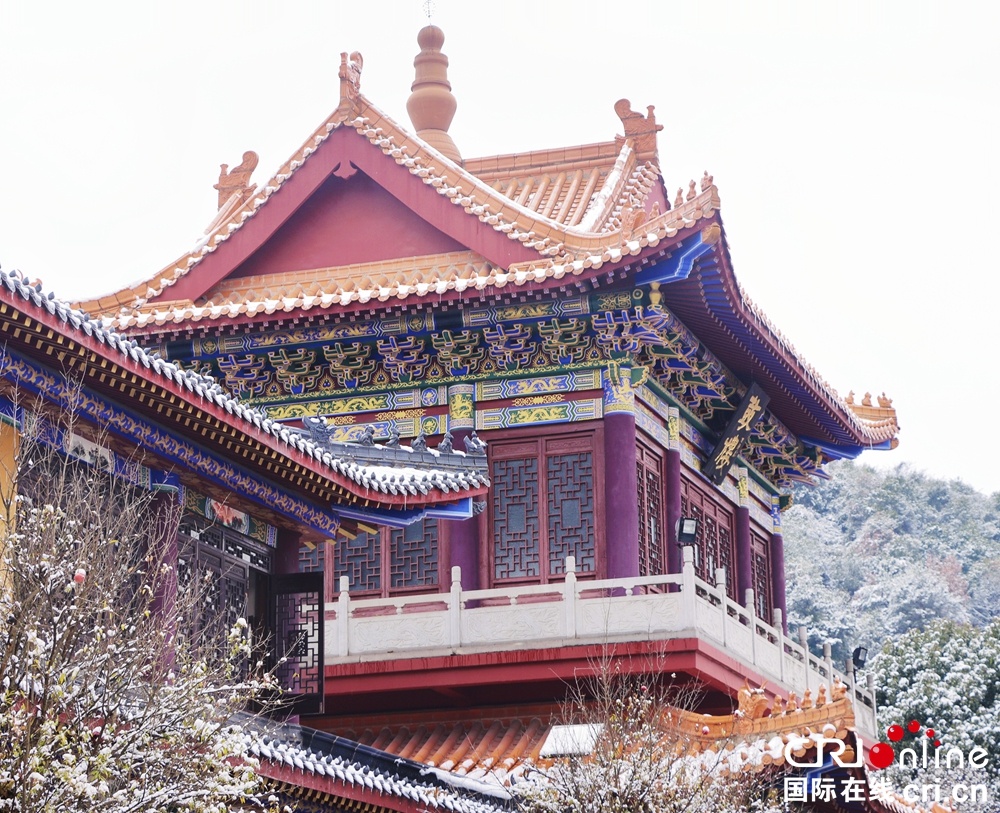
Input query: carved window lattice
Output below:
<box><xmin>179</xmin><ymin>513</ymin><xmax>272</xmax><ymax>571</ymax></box>
<box><xmin>681</xmin><ymin>479</ymin><xmax>736</xmax><ymax>600</ymax></box>
<box><xmin>177</xmin><ymin>535</ymin><xmax>251</xmax><ymax>639</ymax></box>
<box><xmin>751</xmin><ymin>531</ymin><xmax>772</xmax><ymax>624</ymax></box>
<box><xmin>492</xmin><ymin>456</ymin><xmax>541</xmax><ymax>581</ymax></box>
<box><xmin>637</xmin><ymin>443</ymin><xmax>665</xmax><ymax>577</ymax></box>
<box><xmin>223</xmin><ymin>535</ymin><xmax>272</xmax><ymax>572</ymax></box>
<box><xmin>490</xmin><ymin>432</ymin><xmax>600</xmax><ymax>585</ymax></box>
<box><xmin>222</xmin><ymin>567</ymin><xmax>249</xmax><ymax>632</ymax></box>
<box><xmin>331</xmin><ymin>520</ymin><xmax>439</xmax><ymax>596</ymax></box>
<box><xmin>390</xmin><ymin>518</ymin><xmax>439</xmax><ymax>589</ymax></box>
<box><xmin>547</xmin><ymin>452</ymin><xmax>595</xmax><ymax>576</ymax></box>
<box><xmin>299</xmin><ymin>541</ymin><xmax>324</xmax><ymax>573</ymax></box>
<box><xmin>273</xmin><ymin>583</ymin><xmax>322</xmax><ymax>698</ymax></box>
<box><xmin>332</xmin><ymin>531</ymin><xmax>381</xmax><ymax>593</ymax></box>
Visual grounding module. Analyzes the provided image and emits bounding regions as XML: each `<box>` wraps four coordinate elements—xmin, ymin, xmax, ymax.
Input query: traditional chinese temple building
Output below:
<box><xmin>64</xmin><ymin>23</ymin><xmax>912</xmax><ymax>812</ymax></box>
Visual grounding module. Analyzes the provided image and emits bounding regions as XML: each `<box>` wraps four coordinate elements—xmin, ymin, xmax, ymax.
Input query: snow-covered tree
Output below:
<box><xmin>874</xmin><ymin>619</ymin><xmax>1000</xmax><ymax>812</ymax></box>
<box><xmin>784</xmin><ymin>461</ymin><xmax>1000</xmax><ymax>662</ymax></box>
<box><xmin>512</xmin><ymin>662</ymin><xmax>783</xmax><ymax>813</ymax></box>
<box><xmin>0</xmin><ymin>418</ymin><xmax>283</xmax><ymax>812</ymax></box>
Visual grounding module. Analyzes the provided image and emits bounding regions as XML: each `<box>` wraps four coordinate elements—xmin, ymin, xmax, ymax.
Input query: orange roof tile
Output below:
<box><xmin>351</xmin><ymin>718</ymin><xmax>550</xmax><ymax>782</ymax></box>
<box><xmin>331</xmin><ymin>681</ymin><xmax>948</xmax><ymax>813</ymax></box>
<box><xmin>464</xmin><ymin>141</ymin><xmax>625</xmax><ymax>228</ymax></box>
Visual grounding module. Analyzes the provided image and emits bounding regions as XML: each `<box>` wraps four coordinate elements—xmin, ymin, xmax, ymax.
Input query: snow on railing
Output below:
<box><xmin>325</xmin><ymin>547</ymin><xmax>877</xmax><ymax>738</ymax></box>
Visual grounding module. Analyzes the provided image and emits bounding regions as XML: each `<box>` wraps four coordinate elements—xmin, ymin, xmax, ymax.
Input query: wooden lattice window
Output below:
<box><xmin>636</xmin><ymin>440</ymin><xmax>665</xmax><ymax>577</ymax></box>
<box><xmin>390</xmin><ymin>520</ymin><xmax>440</xmax><ymax>589</ymax></box>
<box><xmin>490</xmin><ymin>431</ymin><xmax>599</xmax><ymax>585</ymax></box>
<box><xmin>177</xmin><ymin>518</ymin><xmax>273</xmax><ymax>638</ymax></box>
<box><xmin>331</xmin><ymin>531</ymin><xmax>381</xmax><ymax>594</ymax></box>
<box><xmin>750</xmin><ymin>529</ymin><xmax>772</xmax><ymax>624</ymax></box>
<box><xmin>329</xmin><ymin>519</ymin><xmax>439</xmax><ymax>598</ymax></box>
<box><xmin>680</xmin><ymin>476</ymin><xmax>736</xmax><ymax>600</ymax></box>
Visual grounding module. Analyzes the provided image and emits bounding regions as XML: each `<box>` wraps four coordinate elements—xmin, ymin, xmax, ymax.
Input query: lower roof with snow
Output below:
<box><xmin>0</xmin><ymin>268</ymin><xmax>488</xmax><ymax>539</ymax></box>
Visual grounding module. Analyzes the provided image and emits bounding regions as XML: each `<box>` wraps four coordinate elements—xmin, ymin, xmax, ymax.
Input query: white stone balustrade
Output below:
<box><xmin>326</xmin><ymin>547</ymin><xmax>877</xmax><ymax>738</ymax></box>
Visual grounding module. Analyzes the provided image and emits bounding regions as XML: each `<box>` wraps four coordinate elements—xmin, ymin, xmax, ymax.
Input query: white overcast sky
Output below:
<box><xmin>1</xmin><ymin>1</ymin><xmax>997</xmax><ymax>494</ymax></box>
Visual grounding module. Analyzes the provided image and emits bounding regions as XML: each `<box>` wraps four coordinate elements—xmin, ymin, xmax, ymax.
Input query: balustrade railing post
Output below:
<box><xmin>338</xmin><ymin>576</ymin><xmax>350</xmax><ymax>658</ymax></box>
<box><xmin>745</xmin><ymin>588</ymin><xmax>757</xmax><ymax>663</ymax></box>
<box><xmin>867</xmin><ymin>672</ymin><xmax>878</xmax><ymax>731</ymax></box>
<box><xmin>681</xmin><ymin>547</ymin><xmax>696</xmax><ymax>629</ymax></box>
<box><xmin>774</xmin><ymin>607</ymin><xmax>785</xmax><ymax>682</ymax></box>
<box><xmin>450</xmin><ymin>566</ymin><xmax>462</xmax><ymax>648</ymax></box>
<box><xmin>715</xmin><ymin>566</ymin><xmax>727</xmax><ymax>646</ymax></box>
<box><xmin>564</xmin><ymin>556</ymin><xmax>577</xmax><ymax>639</ymax></box>
<box><xmin>798</xmin><ymin>626</ymin><xmax>810</xmax><ymax>694</ymax></box>
<box><xmin>823</xmin><ymin>642</ymin><xmax>834</xmax><ymax>693</ymax></box>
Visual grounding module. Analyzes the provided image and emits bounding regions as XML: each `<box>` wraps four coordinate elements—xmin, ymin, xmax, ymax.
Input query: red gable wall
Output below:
<box><xmin>230</xmin><ymin>170</ymin><xmax>466</xmax><ymax>279</ymax></box>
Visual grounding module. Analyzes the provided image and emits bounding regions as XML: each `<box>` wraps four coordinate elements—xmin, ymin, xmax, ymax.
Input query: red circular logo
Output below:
<box><xmin>870</xmin><ymin>742</ymin><xmax>895</xmax><ymax>769</ymax></box>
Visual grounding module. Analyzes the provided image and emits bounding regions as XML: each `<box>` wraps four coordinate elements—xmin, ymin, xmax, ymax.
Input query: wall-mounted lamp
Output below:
<box><xmin>676</xmin><ymin>517</ymin><xmax>699</xmax><ymax>545</ymax></box>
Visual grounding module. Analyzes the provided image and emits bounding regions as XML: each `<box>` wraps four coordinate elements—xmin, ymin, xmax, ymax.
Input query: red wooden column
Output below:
<box><xmin>443</xmin><ymin>384</ymin><xmax>480</xmax><ymax>590</ymax></box>
<box><xmin>770</xmin><ymin>495</ymin><xmax>788</xmax><ymax>633</ymax></box>
<box><xmin>735</xmin><ymin>468</ymin><xmax>753</xmax><ymax>608</ymax></box>
<box><xmin>275</xmin><ymin>528</ymin><xmax>303</xmax><ymax>575</ymax></box>
<box><xmin>665</xmin><ymin>406</ymin><xmax>683</xmax><ymax>577</ymax></box>
<box><xmin>603</xmin><ymin>367</ymin><xmax>639</xmax><ymax>580</ymax></box>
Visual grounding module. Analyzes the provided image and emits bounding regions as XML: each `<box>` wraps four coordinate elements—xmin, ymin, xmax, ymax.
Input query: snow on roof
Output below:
<box><xmin>249</xmin><ymin>723</ymin><xmax>510</xmax><ymax>813</ymax></box>
<box><xmin>0</xmin><ymin>269</ymin><xmax>489</xmax><ymax>499</ymax></box>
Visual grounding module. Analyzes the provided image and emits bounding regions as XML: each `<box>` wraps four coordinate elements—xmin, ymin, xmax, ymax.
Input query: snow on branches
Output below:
<box><xmin>0</xmin><ymin>417</ymin><xmax>286</xmax><ymax>813</ymax></box>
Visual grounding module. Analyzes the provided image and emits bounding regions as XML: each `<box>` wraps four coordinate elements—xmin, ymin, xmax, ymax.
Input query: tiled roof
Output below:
<box><xmin>351</xmin><ymin>718</ymin><xmax>551</xmax><ymax>786</ymax></box>
<box><xmin>116</xmin><ymin>250</ymin><xmax>494</xmax><ymax>328</ymax></box>
<box><xmin>327</xmin><ymin>682</ymin><xmax>946</xmax><ymax>813</ymax></box>
<box><xmin>0</xmin><ymin>269</ymin><xmax>489</xmax><ymax>501</ymax></box>
<box><xmin>249</xmin><ymin>722</ymin><xmax>510</xmax><ymax>813</ymax></box>
<box><xmin>77</xmin><ymin>92</ymin><xmax>675</xmax><ymax>324</ymax></box>
<box><xmin>93</xmin><ymin>172</ymin><xmax>707</xmax><ymax>331</ymax></box>
<box><xmin>465</xmin><ymin>140</ymin><xmax>643</xmax><ymax>229</ymax></box>
<box><xmin>732</xmin><ymin>284</ymin><xmax>901</xmax><ymax>445</ymax></box>
<box><xmin>68</xmin><ymin>62</ymin><xmax>897</xmax><ymax>455</ymax></box>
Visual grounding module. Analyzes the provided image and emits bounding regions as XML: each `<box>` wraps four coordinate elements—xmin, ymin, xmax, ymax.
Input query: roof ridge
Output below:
<box><xmin>734</xmin><ymin>281</ymin><xmax>899</xmax><ymax>444</ymax></box>
<box><xmin>252</xmin><ymin>721</ymin><xmax>511</xmax><ymax>810</ymax></box>
<box><xmin>75</xmin><ymin>90</ymin><xmax>665</xmax><ymax>320</ymax></box>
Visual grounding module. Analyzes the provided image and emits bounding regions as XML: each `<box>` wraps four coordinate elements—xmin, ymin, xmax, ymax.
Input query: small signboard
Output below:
<box><xmin>701</xmin><ymin>383</ymin><xmax>770</xmax><ymax>486</ymax></box>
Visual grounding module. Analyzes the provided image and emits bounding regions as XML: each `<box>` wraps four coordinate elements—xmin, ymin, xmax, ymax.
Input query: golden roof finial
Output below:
<box><xmin>407</xmin><ymin>25</ymin><xmax>462</xmax><ymax>164</ymax></box>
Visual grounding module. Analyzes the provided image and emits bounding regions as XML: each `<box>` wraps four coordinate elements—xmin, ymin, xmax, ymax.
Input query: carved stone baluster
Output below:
<box><xmin>338</xmin><ymin>576</ymin><xmax>350</xmax><ymax>658</ymax></box>
<box><xmin>449</xmin><ymin>566</ymin><xmax>462</xmax><ymax>648</ymax></box>
<box><xmin>563</xmin><ymin>556</ymin><xmax>577</xmax><ymax>639</ymax></box>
